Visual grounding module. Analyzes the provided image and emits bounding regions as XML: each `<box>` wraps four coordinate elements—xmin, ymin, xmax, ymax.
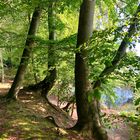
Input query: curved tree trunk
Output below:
<box><xmin>41</xmin><ymin>1</ymin><xmax>56</xmax><ymax>98</ymax></box>
<box><xmin>6</xmin><ymin>7</ymin><xmax>42</xmax><ymax>99</ymax></box>
<box><xmin>26</xmin><ymin>1</ymin><xmax>56</xmax><ymax>99</ymax></box>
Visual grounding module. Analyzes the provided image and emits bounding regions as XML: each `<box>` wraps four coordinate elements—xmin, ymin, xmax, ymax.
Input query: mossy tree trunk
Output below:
<box><xmin>6</xmin><ymin>7</ymin><xmax>42</xmax><ymax>99</ymax></box>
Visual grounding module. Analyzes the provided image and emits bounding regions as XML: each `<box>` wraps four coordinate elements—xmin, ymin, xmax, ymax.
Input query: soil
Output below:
<box><xmin>0</xmin><ymin>82</ymin><xmax>140</xmax><ymax>140</ymax></box>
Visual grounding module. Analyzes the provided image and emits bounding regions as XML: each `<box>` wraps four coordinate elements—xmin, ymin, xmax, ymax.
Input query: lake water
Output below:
<box><xmin>103</xmin><ymin>87</ymin><xmax>133</xmax><ymax>107</ymax></box>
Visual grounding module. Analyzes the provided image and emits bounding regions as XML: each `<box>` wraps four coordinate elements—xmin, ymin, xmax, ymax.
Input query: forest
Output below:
<box><xmin>0</xmin><ymin>0</ymin><xmax>140</xmax><ymax>140</ymax></box>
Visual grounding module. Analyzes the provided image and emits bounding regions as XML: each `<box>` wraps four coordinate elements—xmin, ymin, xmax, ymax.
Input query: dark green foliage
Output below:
<box><xmin>135</xmin><ymin>98</ymin><xmax>140</xmax><ymax>106</ymax></box>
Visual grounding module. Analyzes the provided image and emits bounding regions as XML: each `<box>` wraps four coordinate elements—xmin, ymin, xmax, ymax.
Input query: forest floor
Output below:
<box><xmin>0</xmin><ymin>82</ymin><xmax>140</xmax><ymax>140</ymax></box>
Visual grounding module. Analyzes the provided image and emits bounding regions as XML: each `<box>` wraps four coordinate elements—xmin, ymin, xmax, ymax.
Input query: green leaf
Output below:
<box><xmin>93</xmin><ymin>88</ymin><xmax>101</xmax><ymax>100</ymax></box>
<box><xmin>136</xmin><ymin>79</ymin><xmax>140</xmax><ymax>89</ymax></box>
<box><xmin>88</xmin><ymin>93</ymin><xmax>93</xmax><ymax>103</ymax></box>
<box><xmin>105</xmin><ymin>60</ymin><xmax>112</xmax><ymax>67</ymax></box>
<box><xmin>135</xmin><ymin>98</ymin><xmax>140</xmax><ymax>106</ymax></box>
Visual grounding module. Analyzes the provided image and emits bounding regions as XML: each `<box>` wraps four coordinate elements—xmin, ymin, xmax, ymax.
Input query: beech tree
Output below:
<box><xmin>0</xmin><ymin>49</ymin><xmax>4</xmax><ymax>82</ymax></box>
<box><xmin>74</xmin><ymin>0</ymin><xmax>108</xmax><ymax>139</ymax></box>
<box><xmin>74</xmin><ymin>0</ymin><xmax>140</xmax><ymax>139</ymax></box>
<box><xmin>27</xmin><ymin>1</ymin><xmax>57</xmax><ymax>99</ymax></box>
<box><xmin>1</xmin><ymin>0</ymin><xmax>139</xmax><ymax>139</ymax></box>
<box><xmin>6</xmin><ymin>6</ymin><xmax>42</xmax><ymax>99</ymax></box>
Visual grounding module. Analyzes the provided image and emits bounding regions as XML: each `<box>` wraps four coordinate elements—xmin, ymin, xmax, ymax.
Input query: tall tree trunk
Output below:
<box><xmin>41</xmin><ymin>1</ymin><xmax>56</xmax><ymax>98</ymax></box>
<box><xmin>74</xmin><ymin>0</ymin><xmax>108</xmax><ymax>139</ymax></box>
<box><xmin>75</xmin><ymin>3</ymin><xmax>140</xmax><ymax>140</ymax></box>
<box><xmin>6</xmin><ymin>7</ymin><xmax>42</xmax><ymax>99</ymax></box>
<box><xmin>0</xmin><ymin>49</ymin><xmax>4</xmax><ymax>83</ymax></box>
<box><xmin>91</xmin><ymin>4</ymin><xmax>140</xmax><ymax>139</ymax></box>
<box><xmin>26</xmin><ymin>1</ymin><xmax>56</xmax><ymax>99</ymax></box>
<box><xmin>31</xmin><ymin>51</ymin><xmax>39</xmax><ymax>84</ymax></box>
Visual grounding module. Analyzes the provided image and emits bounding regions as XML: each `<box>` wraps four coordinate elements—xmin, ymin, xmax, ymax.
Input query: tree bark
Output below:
<box><xmin>90</xmin><ymin>4</ymin><xmax>140</xmax><ymax>139</ymax></box>
<box><xmin>6</xmin><ymin>7</ymin><xmax>42</xmax><ymax>99</ymax></box>
<box><xmin>74</xmin><ymin>0</ymin><xmax>108</xmax><ymax>139</ymax></box>
<box><xmin>0</xmin><ymin>49</ymin><xmax>4</xmax><ymax>83</ymax></box>
<box><xmin>26</xmin><ymin>1</ymin><xmax>56</xmax><ymax>99</ymax></box>
<box><xmin>41</xmin><ymin>1</ymin><xmax>56</xmax><ymax>98</ymax></box>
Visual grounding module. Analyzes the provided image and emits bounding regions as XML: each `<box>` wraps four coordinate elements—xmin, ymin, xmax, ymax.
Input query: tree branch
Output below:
<box><xmin>93</xmin><ymin>4</ymin><xmax>140</xmax><ymax>89</ymax></box>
